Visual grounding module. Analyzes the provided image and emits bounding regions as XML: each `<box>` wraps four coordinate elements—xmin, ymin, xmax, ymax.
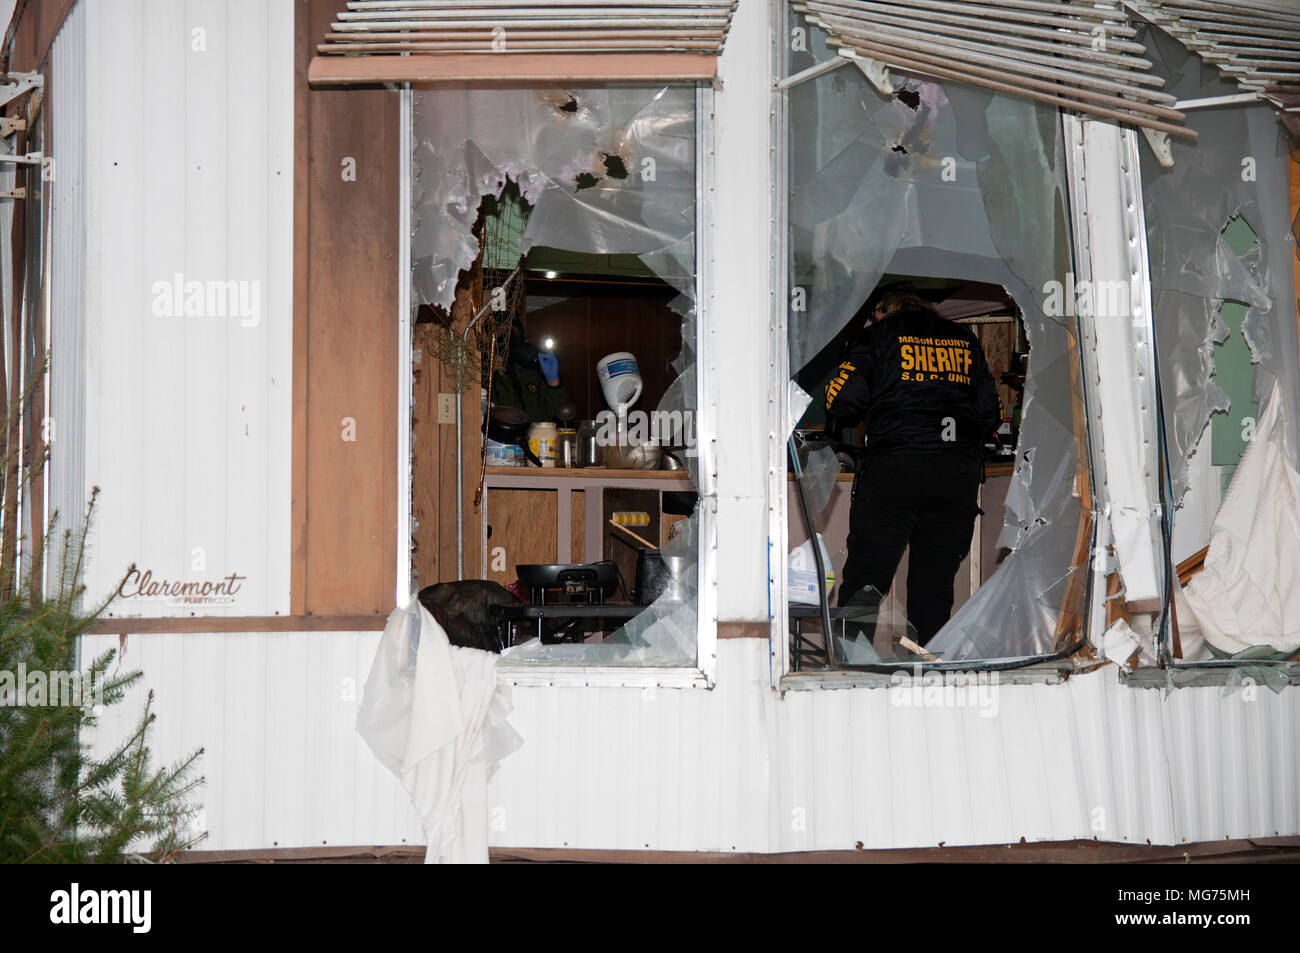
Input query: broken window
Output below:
<box><xmin>1138</xmin><ymin>21</ymin><xmax>1300</xmax><ymax>676</ymax></box>
<box><xmin>780</xmin><ymin>16</ymin><xmax>1090</xmax><ymax>668</ymax></box>
<box><xmin>409</xmin><ymin>85</ymin><xmax>707</xmax><ymax>668</ymax></box>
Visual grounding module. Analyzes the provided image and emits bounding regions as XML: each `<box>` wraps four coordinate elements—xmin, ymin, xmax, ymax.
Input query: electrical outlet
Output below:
<box><xmin>438</xmin><ymin>393</ymin><xmax>456</xmax><ymax>424</ymax></box>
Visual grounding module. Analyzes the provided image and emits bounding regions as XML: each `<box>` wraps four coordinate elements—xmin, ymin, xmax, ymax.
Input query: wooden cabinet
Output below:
<box><xmin>480</xmin><ymin>468</ymin><xmax>694</xmax><ymax>586</ymax></box>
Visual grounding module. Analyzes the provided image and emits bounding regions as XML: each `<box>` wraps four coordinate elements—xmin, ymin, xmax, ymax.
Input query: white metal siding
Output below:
<box><xmin>81</xmin><ymin>0</ymin><xmax>294</xmax><ymax>615</ymax></box>
<box><xmin>63</xmin><ymin>0</ymin><xmax>1300</xmax><ymax>859</ymax></box>
<box><xmin>80</xmin><ymin>629</ymin><xmax>426</xmax><ymax>850</ymax></box>
<box><xmin>712</xmin><ymin>0</ymin><xmax>772</xmax><ymax>622</ymax></box>
<box><xmin>79</xmin><ymin>634</ymin><xmax>1300</xmax><ymax>853</ymax></box>
<box><xmin>50</xmin><ymin>2</ymin><xmax>88</xmax><ymax>594</ymax></box>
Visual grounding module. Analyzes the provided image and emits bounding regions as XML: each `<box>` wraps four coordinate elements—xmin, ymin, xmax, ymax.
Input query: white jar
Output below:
<box><xmin>527</xmin><ymin>422</ymin><xmax>557</xmax><ymax>467</ymax></box>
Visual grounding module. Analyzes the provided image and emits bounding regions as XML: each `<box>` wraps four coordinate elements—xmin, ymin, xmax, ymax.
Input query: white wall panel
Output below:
<box><xmin>711</xmin><ymin>0</ymin><xmax>773</xmax><ymax>622</ymax></box>
<box><xmin>80</xmin><ymin>630</ymin><xmax>426</xmax><ymax>852</ymax></box>
<box><xmin>50</xmin><ymin>2</ymin><xmax>88</xmax><ymax>591</ymax></box>
<box><xmin>60</xmin><ymin>1</ymin><xmax>1300</xmax><ymax>861</ymax></box>
<box><xmin>81</xmin><ymin>0</ymin><xmax>293</xmax><ymax>616</ymax></box>
<box><xmin>79</xmin><ymin>633</ymin><xmax>1300</xmax><ymax>854</ymax></box>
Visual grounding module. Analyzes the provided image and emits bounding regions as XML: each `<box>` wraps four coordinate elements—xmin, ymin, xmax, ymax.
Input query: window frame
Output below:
<box><xmin>767</xmin><ymin>11</ymin><xmax>1300</xmax><ymax>681</ymax></box>
<box><xmin>397</xmin><ymin>82</ymin><xmax>719</xmax><ymax>690</ymax></box>
<box><xmin>1128</xmin><ymin>101</ymin><xmax>1300</xmax><ymax>676</ymax></box>
<box><xmin>767</xmin><ymin>2</ymin><xmax>1103</xmax><ymax>685</ymax></box>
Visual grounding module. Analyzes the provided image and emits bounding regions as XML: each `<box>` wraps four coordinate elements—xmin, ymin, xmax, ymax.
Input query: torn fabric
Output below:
<box><xmin>357</xmin><ymin>603</ymin><xmax>523</xmax><ymax>864</ymax></box>
<box><xmin>1183</xmin><ymin>383</ymin><xmax>1300</xmax><ymax>655</ymax></box>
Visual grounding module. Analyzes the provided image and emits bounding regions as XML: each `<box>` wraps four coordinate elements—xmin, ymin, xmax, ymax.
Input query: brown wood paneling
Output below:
<box><xmin>27</xmin><ymin>43</ymin><xmax>53</xmax><ymax>577</ymax></box>
<box><xmin>91</xmin><ymin>615</ymin><xmax>389</xmax><ymax>634</ymax></box>
<box><xmin>1176</xmin><ymin>545</ymin><xmax>1209</xmax><ymax>586</ymax></box>
<box><xmin>485</xmin><ymin>489</ymin><xmax>557</xmax><ymax>586</ymax></box>
<box><xmin>307</xmin><ymin>52</ymin><xmax>717</xmax><ymax>86</ymax></box>
<box><xmin>525</xmin><ymin>297</ymin><xmax>590</xmax><ymax>415</ymax></box>
<box><xmin>602</xmin><ymin>487</ymin><xmax>659</xmax><ymax>596</ymax></box>
<box><xmin>661</xmin><ymin>512</ymin><xmax>687</xmax><ymax>547</ymax></box>
<box><xmin>1</xmin><ymin>153</ymin><xmax>22</xmax><ymax>595</ymax></box>
<box><xmin>571</xmin><ymin>488</ymin><xmax>585</xmax><ymax>562</ymax></box>
<box><xmin>27</xmin><ymin>172</ymin><xmax>46</xmax><ymax>577</ymax></box>
<box><xmin>412</xmin><ymin>319</ymin><xmax>479</xmax><ymax>587</ymax></box>
<box><xmin>974</xmin><ymin>321</ymin><xmax>1017</xmax><ymax>414</ymax></box>
<box><xmin>410</xmin><ymin>336</ymin><xmax>438</xmax><ymax>588</ymax></box>
<box><xmin>2</xmin><ymin>0</ymin><xmax>75</xmax><ymax>75</ymax></box>
<box><xmin>441</xmin><ymin>276</ymin><xmax>484</xmax><ymax>584</ymax></box>
<box><xmin>486</xmin><ymin>837</ymin><xmax>1300</xmax><ymax>865</ymax></box>
<box><xmin>291</xmin><ymin>0</ymin><xmax>311</xmax><ymax>615</ymax></box>
<box><xmin>458</xmin><ymin>336</ymin><xmax>483</xmax><ymax>580</ymax></box>
<box><xmin>411</xmin><ymin>269</ymin><xmax>485</xmax><ymax>590</ymax></box>
<box><xmin>1</xmin><ymin>91</ymin><xmax>39</xmax><ymax>596</ymax></box>
<box><xmin>1053</xmin><ymin>323</ymin><xmax>1094</xmax><ymax>649</ymax></box>
<box><xmin>175</xmin><ymin>835</ymin><xmax>1300</xmax><ymax>865</ymax></box>
<box><xmin>527</xmin><ymin>293</ymin><xmax>682</xmax><ymax>423</ymax></box>
<box><xmin>300</xmin><ymin>0</ymin><xmax>399</xmax><ymax>615</ymax></box>
<box><xmin>718</xmin><ymin>621</ymin><xmax>768</xmax><ymax>639</ymax></box>
<box><xmin>486</xmin><ymin>466</ymin><xmax>691</xmax><ymax>482</ymax></box>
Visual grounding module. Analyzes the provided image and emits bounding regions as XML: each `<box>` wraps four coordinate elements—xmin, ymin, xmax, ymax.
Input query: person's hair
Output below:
<box><xmin>876</xmin><ymin>292</ymin><xmax>932</xmax><ymax>317</ymax></box>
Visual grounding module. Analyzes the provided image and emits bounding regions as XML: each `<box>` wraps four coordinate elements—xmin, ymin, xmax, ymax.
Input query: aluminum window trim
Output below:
<box><xmin>311</xmin><ymin>0</ymin><xmax>736</xmax><ymax>84</ymax></box>
<box><xmin>769</xmin><ymin>12</ymin><xmax>1109</xmax><ymax>685</ymax></box>
<box><xmin>403</xmin><ymin>82</ymin><xmax>719</xmax><ymax>689</ymax></box>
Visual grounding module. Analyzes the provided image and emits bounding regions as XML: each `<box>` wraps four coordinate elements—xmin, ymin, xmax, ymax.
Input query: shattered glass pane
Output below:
<box><xmin>1140</xmin><ymin>23</ymin><xmax>1300</xmax><ymax>503</ymax></box>
<box><xmin>412</xmin><ymin>85</ymin><xmax>703</xmax><ymax>667</ymax></box>
<box><xmin>412</xmin><ymin>86</ymin><xmax>697</xmax><ymax>311</ymax></box>
<box><xmin>791</xmin><ymin>427</ymin><xmax>840</xmax><ymax>519</ymax></box>
<box><xmin>785</xmin><ymin>19</ymin><xmax>1085</xmax><ymax>662</ymax></box>
<box><xmin>1137</xmin><ymin>20</ymin><xmax>1300</xmax><ymax>662</ymax></box>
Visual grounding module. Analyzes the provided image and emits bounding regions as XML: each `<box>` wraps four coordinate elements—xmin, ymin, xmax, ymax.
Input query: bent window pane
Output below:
<box><xmin>785</xmin><ymin>19</ymin><xmax>1086</xmax><ymax>666</ymax></box>
<box><xmin>1139</xmin><ymin>23</ymin><xmax>1300</xmax><ymax>664</ymax></box>
<box><xmin>411</xmin><ymin>86</ymin><xmax>703</xmax><ymax>667</ymax></box>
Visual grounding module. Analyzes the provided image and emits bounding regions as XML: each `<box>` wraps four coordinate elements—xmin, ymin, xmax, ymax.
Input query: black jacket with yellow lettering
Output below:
<box><xmin>824</xmin><ymin>305</ymin><xmax>1001</xmax><ymax>458</ymax></box>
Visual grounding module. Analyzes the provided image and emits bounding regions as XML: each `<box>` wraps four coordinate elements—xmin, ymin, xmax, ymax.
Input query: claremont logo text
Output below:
<box><xmin>116</xmin><ymin>564</ymin><xmax>247</xmax><ymax>606</ymax></box>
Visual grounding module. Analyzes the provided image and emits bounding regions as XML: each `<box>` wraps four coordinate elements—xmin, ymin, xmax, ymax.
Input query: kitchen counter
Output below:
<box><xmin>480</xmin><ymin>460</ymin><xmax>1016</xmax><ymax>585</ymax></box>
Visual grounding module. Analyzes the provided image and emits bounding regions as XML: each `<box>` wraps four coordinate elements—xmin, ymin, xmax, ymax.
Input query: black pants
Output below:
<box><xmin>837</xmin><ymin>451</ymin><xmax>982</xmax><ymax>645</ymax></box>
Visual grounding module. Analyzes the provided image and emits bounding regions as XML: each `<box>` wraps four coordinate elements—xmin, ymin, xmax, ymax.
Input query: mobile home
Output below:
<box><xmin>4</xmin><ymin>0</ymin><xmax>1299</xmax><ymax>860</ymax></box>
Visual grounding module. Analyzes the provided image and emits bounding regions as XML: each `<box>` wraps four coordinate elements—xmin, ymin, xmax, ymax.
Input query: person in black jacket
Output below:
<box><xmin>824</xmin><ymin>293</ymin><xmax>1002</xmax><ymax>644</ymax></box>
